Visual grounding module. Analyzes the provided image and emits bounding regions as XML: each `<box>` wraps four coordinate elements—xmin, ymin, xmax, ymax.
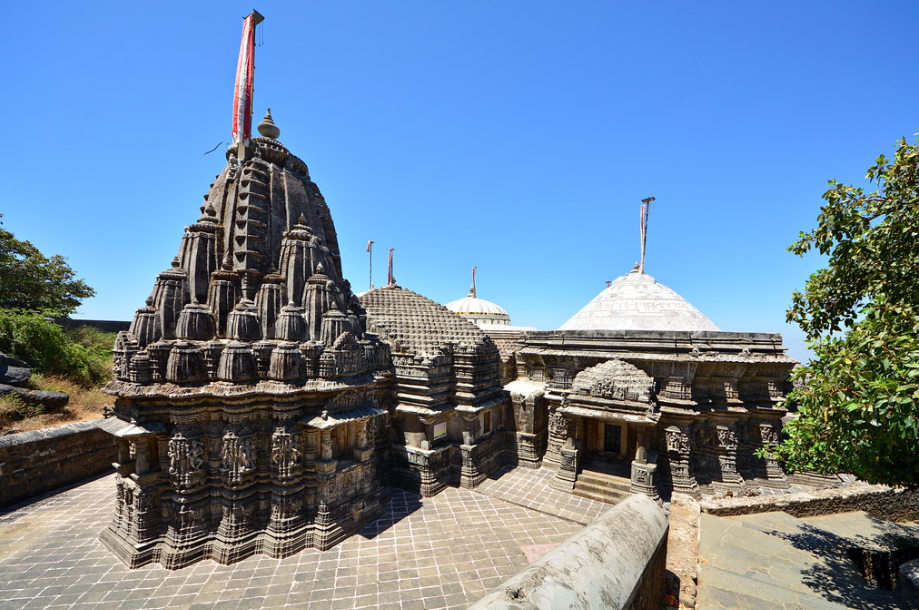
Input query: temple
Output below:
<box><xmin>98</xmin><ymin>12</ymin><xmax>797</xmax><ymax>569</ymax></box>
<box><xmin>508</xmin><ymin>266</ymin><xmax>795</xmax><ymax>502</ymax></box>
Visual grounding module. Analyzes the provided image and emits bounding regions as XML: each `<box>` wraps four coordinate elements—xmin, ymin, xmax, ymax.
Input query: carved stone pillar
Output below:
<box><xmin>759</xmin><ymin>422</ymin><xmax>788</xmax><ymax>485</ymax></box>
<box><xmin>716</xmin><ymin>425</ymin><xmax>744</xmax><ymax>488</ymax></box>
<box><xmin>664</xmin><ymin>425</ymin><xmax>698</xmax><ymax>495</ymax></box>
<box><xmin>551</xmin><ymin>414</ymin><xmax>579</xmax><ymax>491</ymax></box>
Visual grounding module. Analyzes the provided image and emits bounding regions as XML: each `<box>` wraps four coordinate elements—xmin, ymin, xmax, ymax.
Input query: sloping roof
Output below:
<box><xmin>359</xmin><ymin>286</ymin><xmax>494</xmax><ymax>356</ymax></box>
<box><xmin>559</xmin><ymin>268</ymin><xmax>720</xmax><ymax>332</ymax></box>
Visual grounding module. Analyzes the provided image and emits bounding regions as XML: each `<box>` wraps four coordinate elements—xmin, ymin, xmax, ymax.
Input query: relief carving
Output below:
<box><xmin>271</xmin><ymin>427</ymin><xmax>301</xmax><ymax>479</ymax></box>
<box><xmin>221</xmin><ymin>430</ymin><xmax>255</xmax><ymax>483</ymax></box>
<box><xmin>168</xmin><ymin>432</ymin><xmax>206</xmax><ymax>483</ymax></box>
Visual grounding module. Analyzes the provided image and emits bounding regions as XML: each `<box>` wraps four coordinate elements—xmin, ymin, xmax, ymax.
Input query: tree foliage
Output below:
<box><xmin>777</xmin><ymin>134</ymin><xmax>919</xmax><ymax>489</ymax></box>
<box><xmin>0</xmin><ymin>214</ymin><xmax>95</xmax><ymax>316</ymax></box>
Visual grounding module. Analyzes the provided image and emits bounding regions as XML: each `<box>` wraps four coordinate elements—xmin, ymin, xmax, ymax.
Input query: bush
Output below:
<box><xmin>0</xmin><ymin>310</ymin><xmax>111</xmax><ymax>387</ymax></box>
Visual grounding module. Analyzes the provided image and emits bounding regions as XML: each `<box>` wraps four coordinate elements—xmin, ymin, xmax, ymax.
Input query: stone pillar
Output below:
<box><xmin>664</xmin><ymin>425</ymin><xmax>698</xmax><ymax>495</ymax></box>
<box><xmin>551</xmin><ymin>415</ymin><xmax>579</xmax><ymax>491</ymax></box>
<box><xmin>716</xmin><ymin>425</ymin><xmax>744</xmax><ymax>489</ymax></box>
<box><xmin>630</xmin><ymin>425</ymin><xmax>658</xmax><ymax>500</ymax></box>
<box><xmin>635</xmin><ymin>427</ymin><xmax>648</xmax><ymax>465</ymax></box>
<box><xmin>320</xmin><ymin>429</ymin><xmax>333</xmax><ymax>462</ymax></box>
<box><xmin>758</xmin><ymin>422</ymin><xmax>788</xmax><ymax>486</ymax></box>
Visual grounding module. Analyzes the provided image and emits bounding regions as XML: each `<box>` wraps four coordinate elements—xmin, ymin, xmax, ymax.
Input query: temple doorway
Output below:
<box><xmin>582</xmin><ymin>419</ymin><xmax>632</xmax><ymax>479</ymax></box>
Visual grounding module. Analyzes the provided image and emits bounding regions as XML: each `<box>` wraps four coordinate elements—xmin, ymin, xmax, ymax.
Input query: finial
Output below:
<box><xmin>257</xmin><ymin>108</ymin><xmax>281</xmax><ymax>139</ymax></box>
<box><xmin>639</xmin><ymin>197</ymin><xmax>655</xmax><ymax>274</ymax></box>
<box><xmin>171</xmin><ymin>257</ymin><xmax>181</xmax><ymax>269</ymax></box>
<box><xmin>316</xmin><ymin>262</ymin><xmax>325</xmax><ymax>274</ymax></box>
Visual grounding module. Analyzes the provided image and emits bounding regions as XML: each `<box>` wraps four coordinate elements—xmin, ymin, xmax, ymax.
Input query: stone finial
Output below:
<box><xmin>257</xmin><ymin>108</ymin><xmax>281</xmax><ymax>139</ymax></box>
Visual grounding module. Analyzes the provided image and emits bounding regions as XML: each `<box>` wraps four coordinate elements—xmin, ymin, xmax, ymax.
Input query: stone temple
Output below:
<box><xmin>98</xmin><ymin>14</ymin><xmax>797</xmax><ymax>570</ymax></box>
<box><xmin>507</xmin><ymin>265</ymin><xmax>796</xmax><ymax>501</ymax></box>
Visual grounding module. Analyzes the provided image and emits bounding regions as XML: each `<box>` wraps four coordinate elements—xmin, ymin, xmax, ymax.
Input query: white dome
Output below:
<box><xmin>559</xmin><ymin>268</ymin><xmax>720</xmax><ymax>332</ymax></box>
<box><xmin>445</xmin><ymin>295</ymin><xmax>511</xmax><ymax>326</ymax></box>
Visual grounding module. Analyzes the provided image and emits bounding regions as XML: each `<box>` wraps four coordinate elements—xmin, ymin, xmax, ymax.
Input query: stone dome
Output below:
<box><xmin>559</xmin><ymin>267</ymin><xmax>720</xmax><ymax>332</ymax></box>
<box><xmin>445</xmin><ymin>293</ymin><xmax>511</xmax><ymax>327</ymax></box>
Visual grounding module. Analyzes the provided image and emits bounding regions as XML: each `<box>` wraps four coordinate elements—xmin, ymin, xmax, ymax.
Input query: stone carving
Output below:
<box><xmin>548</xmin><ymin>412</ymin><xmax>568</xmax><ymax>437</ymax></box>
<box><xmin>167</xmin><ymin>432</ymin><xmax>205</xmax><ymax>483</ymax></box>
<box><xmin>760</xmin><ymin>424</ymin><xmax>778</xmax><ymax>445</ymax></box>
<box><xmin>221</xmin><ymin>431</ymin><xmax>255</xmax><ymax>484</ymax></box>
<box><xmin>717</xmin><ymin>428</ymin><xmax>738</xmax><ymax>451</ymax></box>
<box><xmin>665</xmin><ymin>427</ymin><xmax>682</xmax><ymax>453</ymax></box>
<box><xmin>271</xmin><ymin>427</ymin><xmax>301</xmax><ymax>479</ymax></box>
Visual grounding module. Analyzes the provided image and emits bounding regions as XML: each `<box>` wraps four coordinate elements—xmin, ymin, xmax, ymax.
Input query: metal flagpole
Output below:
<box><xmin>366</xmin><ymin>240</ymin><xmax>374</xmax><ymax>290</ymax></box>
<box><xmin>472</xmin><ymin>266</ymin><xmax>477</xmax><ymax>298</ymax></box>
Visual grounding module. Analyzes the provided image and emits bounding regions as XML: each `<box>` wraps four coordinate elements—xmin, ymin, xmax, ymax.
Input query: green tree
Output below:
<box><xmin>777</xmin><ymin>133</ymin><xmax>919</xmax><ymax>489</ymax></box>
<box><xmin>0</xmin><ymin>214</ymin><xmax>95</xmax><ymax>316</ymax></box>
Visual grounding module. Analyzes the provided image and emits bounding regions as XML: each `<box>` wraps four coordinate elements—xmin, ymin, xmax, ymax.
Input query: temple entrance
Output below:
<box><xmin>580</xmin><ymin>419</ymin><xmax>632</xmax><ymax>479</ymax></box>
<box><xmin>603</xmin><ymin>423</ymin><xmax>622</xmax><ymax>454</ymax></box>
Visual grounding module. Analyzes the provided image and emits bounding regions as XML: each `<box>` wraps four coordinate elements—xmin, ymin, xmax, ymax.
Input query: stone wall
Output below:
<box><xmin>0</xmin><ymin>419</ymin><xmax>117</xmax><ymax>508</ymax></box>
<box><xmin>467</xmin><ymin>494</ymin><xmax>668</xmax><ymax>610</ymax></box>
<box><xmin>700</xmin><ymin>484</ymin><xmax>919</xmax><ymax>522</ymax></box>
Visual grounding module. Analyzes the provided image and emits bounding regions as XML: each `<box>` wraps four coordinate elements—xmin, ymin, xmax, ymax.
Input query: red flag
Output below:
<box><xmin>366</xmin><ymin>240</ymin><xmax>374</xmax><ymax>253</ymax></box>
<box><xmin>232</xmin><ymin>11</ymin><xmax>264</xmax><ymax>144</ymax></box>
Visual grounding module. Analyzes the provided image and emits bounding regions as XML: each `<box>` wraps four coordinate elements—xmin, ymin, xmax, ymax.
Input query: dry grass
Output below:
<box><xmin>1</xmin><ymin>371</ymin><xmax>112</xmax><ymax>434</ymax></box>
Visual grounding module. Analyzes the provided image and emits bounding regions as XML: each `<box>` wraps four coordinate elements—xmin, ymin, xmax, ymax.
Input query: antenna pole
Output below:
<box><xmin>472</xmin><ymin>266</ymin><xmax>477</xmax><ymax>298</ymax></box>
<box><xmin>639</xmin><ymin>196</ymin><xmax>655</xmax><ymax>274</ymax></box>
<box><xmin>366</xmin><ymin>240</ymin><xmax>374</xmax><ymax>290</ymax></box>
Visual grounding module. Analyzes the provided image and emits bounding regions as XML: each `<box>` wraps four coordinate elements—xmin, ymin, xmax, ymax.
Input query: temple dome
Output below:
<box><xmin>445</xmin><ymin>293</ymin><xmax>511</xmax><ymax>327</ymax></box>
<box><xmin>559</xmin><ymin>267</ymin><xmax>720</xmax><ymax>332</ymax></box>
<box><xmin>361</xmin><ymin>286</ymin><xmax>495</xmax><ymax>355</ymax></box>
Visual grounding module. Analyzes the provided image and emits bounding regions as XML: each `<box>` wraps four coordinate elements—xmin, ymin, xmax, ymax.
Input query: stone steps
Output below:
<box><xmin>572</xmin><ymin>469</ymin><xmax>631</xmax><ymax>504</ymax></box>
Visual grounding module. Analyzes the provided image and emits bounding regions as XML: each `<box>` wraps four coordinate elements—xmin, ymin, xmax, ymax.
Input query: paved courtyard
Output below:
<box><xmin>0</xmin><ymin>467</ymin><xmax>607</xmax><ymax>610</ymax></box>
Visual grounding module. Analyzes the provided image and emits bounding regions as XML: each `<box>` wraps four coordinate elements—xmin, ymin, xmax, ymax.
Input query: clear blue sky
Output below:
<box><xmin>4</xmin><ymin>2</ymin><xmax>918</xmax><ymax>362</ymax></box>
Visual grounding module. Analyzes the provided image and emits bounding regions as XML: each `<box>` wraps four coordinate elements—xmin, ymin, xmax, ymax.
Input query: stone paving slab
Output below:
<box><xmin>0</xmin><ymin>466</ymin><xmax>603</xmax><ymax>610</ymax></box>
<box><xmin>472</xmin><ymin>465</ymin><xmax>608</xmax><ymax>525</ymax></box>
<box><xmin>697</xmin><ymin>511</ymin><xmax>917</xmax><ymax>610</ymax></box>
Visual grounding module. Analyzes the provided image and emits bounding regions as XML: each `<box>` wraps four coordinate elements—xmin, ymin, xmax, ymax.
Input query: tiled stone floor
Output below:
<box><xmin>0</xmin><ymin>467</ymin><xmax>607</xmax><ymax>610</ymax></box>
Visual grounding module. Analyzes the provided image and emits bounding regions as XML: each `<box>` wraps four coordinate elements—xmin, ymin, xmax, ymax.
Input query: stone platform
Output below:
<box><xmin>697</xmin><ymin>509</ymin><xmax>919</xmax><ymax>609</ymax></box>
<box><xmin>0</xmin><ymin>466</ymin><xmax>607</xmax><ymax>610</ymax></box>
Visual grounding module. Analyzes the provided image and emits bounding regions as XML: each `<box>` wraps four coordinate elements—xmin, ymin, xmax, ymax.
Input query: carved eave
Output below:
<box><xmin>558</xmin><ymin>404</ymin><xmax>658</xmax><ymax>425</ymax></box>
<box><xmin>303</xmin><ymin>404</ymin><xmax>384</xmax><ymax>430</ymax></box>
<box><xmin>97</xmin><ymin>416</ymin><xmax>166</xmax><ymax>438</ymax></box>
<box><xmin>103</xmin><ymin>373</ymin><xmax>376</xmax><ymax>401</ymax></box>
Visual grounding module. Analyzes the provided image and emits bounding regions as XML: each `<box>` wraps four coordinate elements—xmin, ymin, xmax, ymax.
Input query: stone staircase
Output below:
<box><xmin>573</xmin><ymin>464</ymin><xmax>632</xmax><ymax>504</ymax></box>
<box><xmin>697</xmin><ymin>510</ymin><xmax>919</xmax><ymax>609</ymax></box>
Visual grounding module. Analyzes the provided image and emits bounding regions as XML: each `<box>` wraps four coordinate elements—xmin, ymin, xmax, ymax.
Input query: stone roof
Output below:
<box><xmin>559</xmin><ymin>267</ymin><xmax>720</xmax><ymax>332</ymax></box>
<box><xmin>360</xmin><ymin>286</ymin><xmax>493</xmax><ymax>357</ymax></box>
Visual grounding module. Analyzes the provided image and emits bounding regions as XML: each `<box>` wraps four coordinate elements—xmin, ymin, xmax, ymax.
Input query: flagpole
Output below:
<box><xmin>639</xmin><ymin>197</ymin><xmax>654</xmax><ymax>274</ymax></box>
<box><xmin>366</xmin><ymin>240</ymin><xmax>374</xmax><ymax>290</ymax></box>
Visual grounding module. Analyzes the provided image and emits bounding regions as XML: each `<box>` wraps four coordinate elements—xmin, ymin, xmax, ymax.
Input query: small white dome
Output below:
<box><xmin>445</xmin><ymin>295</ymin><xmax>511</xmax><ymax>326</ymax></box>
<box><xmin>559</xmin><ymin>267</ymin><xmax>720</xmax><ymax>332</ymax></box>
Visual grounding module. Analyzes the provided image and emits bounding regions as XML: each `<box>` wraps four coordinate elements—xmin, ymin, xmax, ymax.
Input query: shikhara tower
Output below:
<box><xmin>100</xmin><ymin>12</ymin><xmax>391</xmax><ymax>568</ymax></box>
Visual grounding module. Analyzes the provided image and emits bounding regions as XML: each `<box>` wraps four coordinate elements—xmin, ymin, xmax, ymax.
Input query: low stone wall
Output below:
<box><xmin>0</xmin><ymin>419</ymin><xmax>118</xmax><ymax>508</ymax></box>
<box><xmin>467</xmin><ymin>494</ymin><xmax>668</xmax><ymax>610</ymax></box>
<box><xmin>700</xmin><ymin>484</ymin><xmax>919</xmax><ymax>522</ymax></box>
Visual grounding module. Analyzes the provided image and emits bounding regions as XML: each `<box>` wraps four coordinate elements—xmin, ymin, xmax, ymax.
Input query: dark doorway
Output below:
<box><xmin>604</xmin><ymin>424</ymin><xmax>622</xmax><ymax>454</ymax></box>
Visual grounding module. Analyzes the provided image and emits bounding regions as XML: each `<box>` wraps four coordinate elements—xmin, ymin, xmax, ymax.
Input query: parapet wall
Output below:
<box><xmin>700</xmin><ymin>484</ymin><xmax>919</xmax><ymax>523</ymax></box>
<box><xmin>467</xmin><ymin>494</ymin><xmax>668</xmax><ymax>610</ymax></box>
<box><xmin>0</xmin><ymin>419</ymin><xmax>118</xmax><ymax>508</ymax></box>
